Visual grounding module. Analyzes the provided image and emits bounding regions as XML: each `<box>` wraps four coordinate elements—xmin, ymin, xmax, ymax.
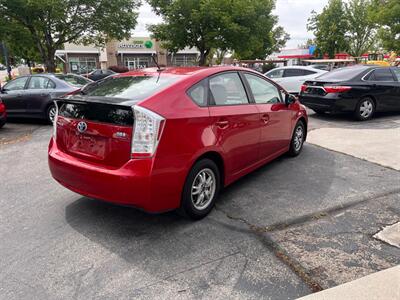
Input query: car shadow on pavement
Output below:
<box><xmin>309</xmin><ymin>111</ymin><xmax>400</xmax><ymax>127</ymax></box>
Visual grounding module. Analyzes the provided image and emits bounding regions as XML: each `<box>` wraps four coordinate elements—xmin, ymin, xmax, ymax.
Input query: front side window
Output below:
<box><xmin>4</xmin><ymin>77</ymin><xmax>28</xmax><ymax>91</ymax></box>
<box><xmin>209</xmin><ymin>72</ymin><xmax>248</xmax><ymax>106</ymax></box>
<box><xmin>266</xmin><ymin>69</ymin><xmax>284</xmax><ymax>79</ymax></box>
<box><xmin>244</xmin><ymin>73</ymin><xmax>281</xmax><ymax>104</ymax></box>
<box><xmin>28</xmin><ymin>77</ymin><xmax>55</xmax><ymax>89</ymax></box>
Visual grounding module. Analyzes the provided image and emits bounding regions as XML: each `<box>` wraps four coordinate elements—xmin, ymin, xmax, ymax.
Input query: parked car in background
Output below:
<box><xmin>0</xmin><ymin>98</ymin><xmax>6</xmax><ymax>128</ymax></box>
<box><xmin>0</xmin><ymin>74</ymin><xmax>88</xmax><ymax>123</ymax></box>
<box><xmin>265</xmin><ymin>66</ymin><xmax>327</xmax><ymax>94</ymax></box>
<box><xmin>299</xmin><ymin>66</ymin><xmax>400</xmax><ymax>120</ymax></box>
<box><xmin>85</xmin><ymin>69</ymin><xmax>116</xmax><ymax>81</ymax></box>
<box><xmin>49</xmin><ymin>66</ymin><xmax>308</xmax><ymax>220</ymax></box>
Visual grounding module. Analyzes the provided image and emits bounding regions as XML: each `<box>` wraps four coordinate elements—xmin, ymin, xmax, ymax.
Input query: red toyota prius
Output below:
<box><xmin>48</xmin><ymin>67</ymin><xmax>307</xmax><ymax>219</ymax></box>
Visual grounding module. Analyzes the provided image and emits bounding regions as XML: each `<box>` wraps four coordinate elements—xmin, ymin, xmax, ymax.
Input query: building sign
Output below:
<box><xmin>119</xmin><ymin>40</ymin><xmax>153</xmax><ymax>49</ymax></box>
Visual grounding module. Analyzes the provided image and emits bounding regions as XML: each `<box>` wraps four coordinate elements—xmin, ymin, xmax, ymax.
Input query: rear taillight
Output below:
<box><xmin>53</xmin><ymin>102</ymin><xmax>59</xmax><ymax>140</ymax></box>
<box><xmin>0</xmin><ymin>101</ymin><xmax>5</xmax><ymax>114</ymax></box>
<box><xmin>300</xmin><ymin>84</ymin><xmax>307</xmax><ymax>92</ymax></box>
<box><xmin>131</xmin><ymin>106</ymin><xmax>165</xmax><ymax>158</ymax></box>
<box><xmin>324</xmin><ymin>86</ymin><xmax>352</xmax><ymax>93</ymax></box>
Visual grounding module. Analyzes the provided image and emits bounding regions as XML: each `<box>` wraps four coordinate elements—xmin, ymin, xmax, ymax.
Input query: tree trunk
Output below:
<box><xmin>198</xmin><ymin>49</ymin><xmax>210</xmax><ymax>66</ymax></box>
<box><xmin>44</xmin><ymin>49</ymin><xmax>56</xmax><ymax>72</ymax></box>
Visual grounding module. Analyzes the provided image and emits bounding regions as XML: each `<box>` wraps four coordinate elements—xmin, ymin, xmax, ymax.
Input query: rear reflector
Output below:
<box><xmin>300</xmin><ymin>84</ymin><xmax>307</xmax><ymax>92</ymax></box>
<box><xmin>324</xmin><ymin>86</ymin><xmax>352</xmax><ymax>93</ymax></box>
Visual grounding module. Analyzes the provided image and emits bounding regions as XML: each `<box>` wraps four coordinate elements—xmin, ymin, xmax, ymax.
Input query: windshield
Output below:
<box><xmin>55</xmin><ymin>74</ymin><xmax>91</xmax><ymax>87</ymax></box>
<box><xmin>81</xmin><ymin>75</ymin><xmax>181</xmax><ymax>100</ymax></box>
<box><xmin>316</xmin><ymin>67</ymin><xmax>366</xmax><ymax>81</ymax></box>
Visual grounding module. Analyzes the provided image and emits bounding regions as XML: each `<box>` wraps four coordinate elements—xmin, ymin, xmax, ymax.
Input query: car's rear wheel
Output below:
<box><xmin>179</xmin><ymin>159</ymin><xmax>220</xmax><ymax>220</ymax></box>
<box><xmin>288</xmin><ymin>121</ymin><xmax>305</xmax><ymax>157</ymax></box>
<box><xmin>46</xmin><ymin>104</ymin><xmax>56</xmax><ymax>124</ymax></box>
<box><xmin>355</xmin><ymin>97</ymin><xmax>375</xmax><ymax>121</ymax></box>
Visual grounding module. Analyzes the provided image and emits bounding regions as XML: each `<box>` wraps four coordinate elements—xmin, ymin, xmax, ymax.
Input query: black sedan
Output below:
<box><xmin>0</xmin><ymin>74</ymin><xmax>92</xmax><ymax>123</ymax></box>
<box><xmin>299</xmin><ymin>66</ymin><xmax>400</xmax><ymax>120</ymax></box>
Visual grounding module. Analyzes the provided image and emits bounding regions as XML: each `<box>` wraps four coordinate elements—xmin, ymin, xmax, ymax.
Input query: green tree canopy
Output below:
<box><xmin>147</xmin><ymin>0</ymin><xmax>288</xmax><ymax>65</ymax></box>
<box><xmin>371</xmin><ymin>0</ymin><xmax>400</xmax><ymax>53</ymax></box>
<box><xmin>0</xmin><ymin>0</ymin><xmax>140</xmax><ymax>72</ymax></box>
<box><xmin>307</xmin><ymin>0</ymin><xmax>349</xmax><ymax>58</ymax></box>
<box><xmin>345</xmin><ymin>0</ymin><xmax>378</xmax><ymax>57</ymax></box>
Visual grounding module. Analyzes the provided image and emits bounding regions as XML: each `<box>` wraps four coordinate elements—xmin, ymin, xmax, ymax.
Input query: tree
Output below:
<box><xmin>147</xmin><ymin>0</ymin><xmax>288</xmax><ymax>66</ymax></box>
<box><xmin>371</xmin><ymin>0</ymin><xmax>400</xmax><ymax>53</ymax></box>
<box><xmin>0</xmin><ymin>0</ymin><xmax>140</xmax><ymax>72</ymax></box>
<box><xmin>345</xmin><ymin>0</ymin><xmax>378</xmax><ymax>57</ymax></box>
<box><xmin>307</xmin><ymin>0</ymin><xmax>349</xmax><ymax>58</ymax></box>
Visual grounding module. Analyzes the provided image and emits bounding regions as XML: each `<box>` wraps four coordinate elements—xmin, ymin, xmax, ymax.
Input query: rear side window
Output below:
<box><xmin>392</xmin><ymin>68</ymin><xmax>400</xmax><ymax>81</ymax></box>
<box><xmin>283</xmin><ymin>69</ymin><xmax>304</xmax><ymax>77</ymax></box>
<box><xmin>55</xmin><ymin>75</ymin><xmax>90</xmax><ymax>87</ymax></box>
<box><xmin>266</xmin><ymin>69</ymin><xmax>284</xmax><ymax>78</ymax></box>
<box><xmin>28</xmin><ymin>77</ymin><xmax>55</xmax><ymax>89</ymax></box>
<box><xmin>58</xmin><ymin>101</ymin><xmax>133</xmax><ymax>126</ymax></box>
<box><xmin>209</xmin><ymin>72</ymin><xmax>248</xmax><ymax>105</ymax></box>
<box><xmin>303</xmin><ymin>70</ymin><xmax>317</xmax><ymax>75</ymax></box>
<box><xmin>188</xmin><ymin>80</ymin><xmax>207</xmax><ymax>106</ymax></box>
<box><xmin>81</xmin><ymin>75</ymin><xmax>180</xmax><ymax>101</ymax></box>
<box><xmin>367</xmin><ymin>69</ymin><xmax>395</xmax><ymax>82</ymax></box>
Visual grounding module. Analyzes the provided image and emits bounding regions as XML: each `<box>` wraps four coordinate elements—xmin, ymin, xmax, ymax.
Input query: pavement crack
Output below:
<box><xmin>214</xmin><ymin>205</ymin><xmax>323</xmax><ymax>293</ymax></box>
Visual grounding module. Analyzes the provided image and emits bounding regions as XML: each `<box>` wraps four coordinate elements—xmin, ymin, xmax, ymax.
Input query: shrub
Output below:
<box><xmin>108</xmin><ymin>65</ymin><xmax>129</xmax><ymax>73</ymax></box>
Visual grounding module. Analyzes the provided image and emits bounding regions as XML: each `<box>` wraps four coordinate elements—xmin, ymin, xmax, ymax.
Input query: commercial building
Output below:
<box><xmin>55</xmin><ymin>37</ymin><xmax>199</xmax><ymax>74</ymax></box>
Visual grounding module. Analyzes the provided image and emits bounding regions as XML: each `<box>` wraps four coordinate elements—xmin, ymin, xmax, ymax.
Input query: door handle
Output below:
<box><xmin>261</xmin><ymin>114</ymin><xmax>270</xmax><ymax>124</ymax></box>
<box><xmin>215</xmin><ymin>120</ymin><xmax>229</xmax><ymax>129</ymax></box>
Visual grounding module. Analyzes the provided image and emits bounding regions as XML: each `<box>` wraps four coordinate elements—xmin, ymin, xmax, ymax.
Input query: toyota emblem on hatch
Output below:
<box><xmin>77</xmin><ymin>121</ymin><xmax>87</xmax><ymax>133</ymax></box>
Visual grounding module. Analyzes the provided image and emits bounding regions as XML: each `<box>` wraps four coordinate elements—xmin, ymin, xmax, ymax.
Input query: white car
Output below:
<box><xmin>264</xmin><ymin>66</ymin><xmax>327</xmax><ymax>94</ymax></box>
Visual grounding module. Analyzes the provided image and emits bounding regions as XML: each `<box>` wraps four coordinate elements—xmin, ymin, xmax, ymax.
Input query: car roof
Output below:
<box><xmin>268</xmin><ymin>66</ymin><xmax>326</xmax><ymax>71</ymax></box>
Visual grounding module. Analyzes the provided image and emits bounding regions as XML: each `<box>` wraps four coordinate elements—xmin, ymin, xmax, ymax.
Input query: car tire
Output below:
<box><xmin>179</xmin><ymin>159</ymin><xmax>220</xmax><ymax>220</ymax></box>
<box><xmin>354</xmin><ymin>97</ymin><xmax>375</xmax><ymax>121</ymax></box>
<box><xmin>288</xmin><ymin>121</ymin><xmax>306</xmax><ymax>157</ymax></box>
<box><xmin>46</xmin><ymin>104</ymin><xmax>56</xmax><ymax>124</ymax></box>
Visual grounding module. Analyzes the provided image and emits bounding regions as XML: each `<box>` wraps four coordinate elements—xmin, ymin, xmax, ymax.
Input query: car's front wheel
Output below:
<box><xmin>179</xmin><ymin>159</ymin><xmax>220</xmax><ymax>220</ymax></box>
<box><xmin>288</xmin><ymin>121</ymin><xmax>306</xmax><ymax>157</ymax></box>
<box><xmin>355</xmin><ymin>97</ymin><xmax>375</xmax><ymax>121</ymax></box>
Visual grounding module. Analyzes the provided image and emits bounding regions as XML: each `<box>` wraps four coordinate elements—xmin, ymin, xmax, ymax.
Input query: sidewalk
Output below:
<box><xmin>298</xmin><ymin>265</ymin><xmax>400</xmax><ymax>300</ymax></box>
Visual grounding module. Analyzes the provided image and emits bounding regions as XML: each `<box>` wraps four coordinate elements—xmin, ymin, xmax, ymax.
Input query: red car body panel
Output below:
<box><xmin>48</xmin><ymin>66</ymin><xmax>308</xmax><ymax>213</ymax></box>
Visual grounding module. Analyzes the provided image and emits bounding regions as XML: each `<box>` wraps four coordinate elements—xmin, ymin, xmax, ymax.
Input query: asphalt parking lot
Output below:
<box><xmin>1</xmin><ymin>112</ymin><xmax>399</xmax><ymax>299</ymax></box>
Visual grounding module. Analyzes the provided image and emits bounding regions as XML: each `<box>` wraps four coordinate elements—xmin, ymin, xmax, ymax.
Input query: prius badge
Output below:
<box><xmin>77</xmin><ymin>121</ymin><xmax>88</xmax><ymax>133</ymax></box>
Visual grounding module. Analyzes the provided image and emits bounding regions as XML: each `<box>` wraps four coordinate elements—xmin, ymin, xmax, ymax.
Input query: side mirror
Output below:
<box><xmin>285</xmin><ymin>94</ymin><xmax>297</xmax><ymax>105</ymax></box>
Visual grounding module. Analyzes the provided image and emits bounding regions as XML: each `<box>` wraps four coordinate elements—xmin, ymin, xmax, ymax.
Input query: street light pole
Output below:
<box><xmin>1</xmin><ymin>41</ymin><xmax>11</xmax><ymax>80</ymax></box>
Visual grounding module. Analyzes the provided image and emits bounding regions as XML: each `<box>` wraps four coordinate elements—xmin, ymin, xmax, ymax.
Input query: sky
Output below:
<box><xmin>133</xmin><ymin>0</ymin><xmax>330</xmax><ymax>49</ymax></box>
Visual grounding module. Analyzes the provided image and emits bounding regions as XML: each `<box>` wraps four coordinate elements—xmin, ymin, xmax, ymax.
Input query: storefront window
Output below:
<box><xmin>124</xmin><ymin>56</ymin><xmax>151</xmax><ymax>70</ymax></box>
<box><xmin>69</xmin><ymin>57</ymin><xmax>97</xmax><ymax>74</ymax></box>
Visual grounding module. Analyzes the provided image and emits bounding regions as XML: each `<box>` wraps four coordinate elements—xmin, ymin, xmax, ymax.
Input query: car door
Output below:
<box><xmin>364</xmin><ymin>68</ymin><xmax>398</xmax><ymax>111</ymax></box>
<box><xmin>389</xmin><ymin>68</ymin><xmax>400</xmax><ymax>111</ymax></box>
<box><xmin>25</xmin><ymin>76</ymin><xmax>57</xmax><ymax>116</ymax></box>
<box><xmin>242</xmin><ymin>72</ymin><xmax>293</xmax><ymax>159</ymax></box>
<box><xmin>0</xmin><ymin>76</ymin><xmax>29</xmax><ymax>115</ymax></box>
<box><xmin>208</xmin><ymin>72</ymin><xmax>261</xmax><ymax>175</ymax></box>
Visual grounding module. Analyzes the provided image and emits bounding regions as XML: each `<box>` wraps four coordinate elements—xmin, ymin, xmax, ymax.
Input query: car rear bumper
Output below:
<box><xmin>0</xmin><ymin>112</ymin><xmax>6</xmax><ymax>126</ymax></box>
<box><xmin>299</xmin><ymin>95</ymin><xmax>357</xmax><ymax>112</ymax></box>
<box><xmin>48</xmin><ymin>138</ymin><xmax>172</xmax><ymax>213</ymax></box>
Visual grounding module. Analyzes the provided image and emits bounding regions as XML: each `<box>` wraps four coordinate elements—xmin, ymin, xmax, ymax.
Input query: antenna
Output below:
<box><xmin>151</xmin><ymin>54</ymin><xmax>162</xmax><ymax>71</ymax></box>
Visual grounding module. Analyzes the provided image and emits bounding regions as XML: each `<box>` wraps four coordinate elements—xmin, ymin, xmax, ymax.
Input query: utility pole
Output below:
<box><xmin>1</xmin><ymin>41</ymin><xmax>11</xmax><ymax>80</ymax></box>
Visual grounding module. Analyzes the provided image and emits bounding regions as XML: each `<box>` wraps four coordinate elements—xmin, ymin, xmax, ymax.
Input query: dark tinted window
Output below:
<box><xmin>373</xmin><ymin>69</ymin><xmax>395</xmax><ymax>81</ymax></box>
<box><xmin>209</xmin><ymin>72</ymin><xmax>248</xmax><ymax>105</ymax></box>
<box><xmin>318</xmin><ymin>67</ymin><xmax>366</xmax><ymax>81</ymax></box>
<box><xmin>303</xmin><ymin>70</ymin><xmax>317</xmax><ymax>75</ymax></box>
<box><xmin>284</xmin><ymin>69</ymin><xmax>304</xmax><ymax>77</ymax></box>
<box><xmin>58</xmin><ymin>101</ymin><xmax>133</xmax><ymax>126</ymax></box>
<box><xmin>188</xmin><ymin>80</ymin><xmax>207</xmax><ymax>106</ymax></box>
<box><xmin>81</xmin><ymin>75</ymin><xmax>180</xmax><ymax>100</ymax></box>
<box><xmin>392</xmin><ymin>68</ymin><xmax>400</xmax><ymax>81</ymax></box>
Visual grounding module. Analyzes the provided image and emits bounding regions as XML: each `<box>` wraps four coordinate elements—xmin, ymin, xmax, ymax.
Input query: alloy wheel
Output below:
<box><xmin>359</xmin><ymin>100</ymin><xmax>373</xmax><ymax>119</ymax></box>
<box><xmin>48</xmin><ymin>106</ymin><xmax>57</xmax><ymax>123</ymax></box>
<box><xmin>293</xmin><ymin>125</ymin><xmax>304</xmax><ymax>152</ymax></box>
<box><xmin>191</xmin><ymin>168</ymin><xmax>216</xmax><ymax>210</ymax></box>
